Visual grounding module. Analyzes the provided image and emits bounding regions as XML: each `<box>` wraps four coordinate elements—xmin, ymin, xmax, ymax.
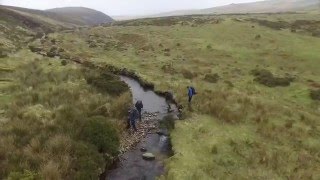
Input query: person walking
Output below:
<box><xmin>165</xmin><ymin>91</ymin><xmax>174</xmax><ymax>112</ymax></box>
<box><xmin>128</xmin><ymin>106</ymin><xmax>139</xmax><ymax>132</ymax></box>
<box><xmin>135</xmin><ymin>100</ymin><xmax>143</xmax><ymax>121</ymax></box>
<box><xmin>187</xmin><ymin>86</ymin><xmax>196</xmax><ymax>103</ymax></box>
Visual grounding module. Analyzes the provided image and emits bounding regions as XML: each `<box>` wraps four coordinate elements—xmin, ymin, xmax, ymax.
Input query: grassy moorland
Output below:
<box><xmin>50</xmin><ymin>13</ymin><xmax>320</xmax><ymax>179</ymax></box>
<box><xmin>0</xmin><ymin>50</ymin><xmax>131</xmax><ymax>179</ymax></box>
<box><xmin>1</xmin><ymin>11</ymin><xmax>320</xmax><ymax>179</ymax></box>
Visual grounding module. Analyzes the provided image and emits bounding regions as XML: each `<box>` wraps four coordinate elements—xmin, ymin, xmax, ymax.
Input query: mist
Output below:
<box><xmin>1</xmin><ymin>0</ymin><xmax>265</xmax><ymax>16</ymax></box>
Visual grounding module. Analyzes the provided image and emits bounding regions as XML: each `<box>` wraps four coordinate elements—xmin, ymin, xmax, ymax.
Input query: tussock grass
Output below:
<box><xmin>68</xmin><ymin>14</ymin><xmax>320</xmax><ymax>179</ymax></box>
<box><xmin>0</xmin><ymin>60</ymin><xmax>131</xmax><ymax>179</ymax></box>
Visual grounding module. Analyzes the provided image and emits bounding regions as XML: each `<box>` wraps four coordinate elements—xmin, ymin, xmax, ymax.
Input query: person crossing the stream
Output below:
<box><xmin>135</xmin><ymin>100</ymin><xmax>143</xmax><ymax>121</ymax></box>
<box><xmin>128</xmin><ymin>106</ymin><xmax>139</xmax><ymax>132</ymax></box>
<box><xmin>165</xmin><ymin>91</ymin><xmax>174</xmax><ymax>112</ymax></box>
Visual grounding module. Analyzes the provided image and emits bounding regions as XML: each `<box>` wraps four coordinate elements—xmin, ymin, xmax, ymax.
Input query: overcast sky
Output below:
<box><xmin>0</xmin><ymin>0</ymin><xmax>265</xmax><ymax>16</ymax></box>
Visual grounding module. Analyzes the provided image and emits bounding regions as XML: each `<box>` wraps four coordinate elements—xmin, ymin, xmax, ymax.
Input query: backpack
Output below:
<box><xmin>190</xmin><ymin>87</ymin><xmax>197</xmax><ymax>95</ymax></box>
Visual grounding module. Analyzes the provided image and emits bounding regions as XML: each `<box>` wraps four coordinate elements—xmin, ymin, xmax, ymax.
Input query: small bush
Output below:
<box><xmin>28</xmin><ymin>45</ymin><xmax>42</xmax><ymax>53</ymax></box>
<box><xmin>255</xmin><ymin>35</ymin><xmax>261</xmax><ymax>40</ymax></box>
<box><xmin>310</xmin><ymin>89</ymin><xmax>320</xmax><ymax>100</ymax></box>
<box><xmin>251</xmin><ymin>69</ymin><xmax>293</xmax><ymax>87</ymax></box>
<box><xmin>181</xmin><ymin>69</ymin><xmax>196</xmax><ymax>79</ymax></box>
<box><xmin>85</xmin><ymin>72</ymin><xmax>129</xmax><ymax>96</ymax></box>
<box><xmin>82</xmin><ymin>116</ymin><xmax>120</xmax><ymax>155</ymax></box>
<box><xmin>61</xmin><ymin>60</ymin><xmax>67</xmax><ymax>66</ymax></box>
<box><xmin>204</xmin><ymin>73</ymin><xmax>219</xmax><ymax>83</ymax></box>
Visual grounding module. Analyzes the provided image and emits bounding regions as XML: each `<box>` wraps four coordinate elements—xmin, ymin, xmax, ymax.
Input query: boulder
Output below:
<box><xmin>142</xmin><ymin>153</ymin><xmax>155</xmax><ymax>160</ymax></box>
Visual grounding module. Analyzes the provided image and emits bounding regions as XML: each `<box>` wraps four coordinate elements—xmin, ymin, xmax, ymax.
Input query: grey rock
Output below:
<box><xmin>142</xmin><ymin>153</ymin><xmax>155</xmax><ymax>160</ymax></box>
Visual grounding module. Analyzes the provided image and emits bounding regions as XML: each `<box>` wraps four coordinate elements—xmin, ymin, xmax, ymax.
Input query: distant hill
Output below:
<box><xmin>139</xmin><ymin>0</ymin><xmax>320</xmax><ymax>19</ymax></box>
<box><xmin>1</xmin><ymin>5</ymin><xmax>113</xmax><ymax>26</ymax></box>
<box><xmin>0</xmin><ymin>5</ymin><xmax>113</xmax><ymax>54</ymax></box>
<box><xmin>46</xmin><ymin>7</ymin><xmax>114</xmax><ymax>26</ymax></box>
<box><xmin>201</xmin><ymin>0</ymin><xmax>320</xmax><ymax>14</ymax></box>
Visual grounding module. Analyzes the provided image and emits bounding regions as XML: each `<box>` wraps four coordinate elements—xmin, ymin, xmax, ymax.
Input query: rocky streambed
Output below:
<box><xmin>100</xmin><ymin>76</ymin><xmax>179</xmax><ymax>180</ymax></box>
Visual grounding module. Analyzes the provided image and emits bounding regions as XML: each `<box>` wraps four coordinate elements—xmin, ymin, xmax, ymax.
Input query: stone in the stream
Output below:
<box><xmin>142</xmin><ymin>153</ymin><xmax>155</xmax><ymax>160</ymax></box>
<box><xmin>156</xmin><ymin>129</ymin><xmax>169</xmax><ymax>136</ymax></box>
<box><xmin>140</xmin><ymin>147</ymin><xmax>147</xmax><ymax>152</ymax></box>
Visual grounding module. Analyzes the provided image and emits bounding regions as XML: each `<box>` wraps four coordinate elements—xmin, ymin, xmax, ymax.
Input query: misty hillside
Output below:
<box><xmin>46</xmin><ymin>7</ymin><xmax>114</xmax><ymax>26</ymax></box>
<box><xmin>1</xmin><ymin>5</ymin><xmax>113</xmax><ymax>26</ymax></box>
<box><xmin>202</xmin><ymin>0</ymin><xmax>320</xmax><ymax>14</ymax></box>
<box><xmin>148</xmin><ymin>0</ymin><xmax>320</xmax><ymax>18</ymax></box>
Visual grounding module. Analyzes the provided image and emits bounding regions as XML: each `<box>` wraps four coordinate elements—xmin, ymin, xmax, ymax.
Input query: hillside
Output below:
<box><xmin>202</xmin><ymin>0</ymin><xmax>320</xmax><ymax>14</ymax></box>
<box><xmin>46</xmin><ymin>7</ymin><xmax>114</xmax><ymax>26</ymax></box>
<box><xmin>145</xmin><ymin>0</ymin><xmax>320</xmax><ymax>18</ymax></box>
<box><xmin>0</xmin><ymin>3</ymin><xmax>320</xmax><ymax>179</ymax></box>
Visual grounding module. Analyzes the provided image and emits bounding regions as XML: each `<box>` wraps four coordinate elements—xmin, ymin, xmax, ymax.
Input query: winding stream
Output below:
<box><xmin>104</xmin><ymin>76</ymin><xmax>178</xmax><ymax>180</ymax></box>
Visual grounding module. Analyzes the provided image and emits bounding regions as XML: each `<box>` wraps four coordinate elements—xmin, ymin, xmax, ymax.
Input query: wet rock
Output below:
<box><xmin>156</xmin><ymin>130</ymin><xmax>169</xmax><ymax>136</ymax></box>
<box><xmin>142</xmin><ymin>153</ymin><xmax>155</xmax><ymax>160</ymax></box>
<box><xmin>140</xmin><ymin>147</ymin><xmax>147</xmax><ymax>152</ymax></box>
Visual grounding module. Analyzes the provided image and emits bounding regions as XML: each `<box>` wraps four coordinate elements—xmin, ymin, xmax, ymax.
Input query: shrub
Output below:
<box><xmin>251</xmin><ymin>69</ymin><xmax>293</xmax><ymax>87</ymax></box>
<box><xmin>85</xmin><ymin>72</ymin><xmax>129</xmax><ymax>96</ymax></box>
<box><xmin>204</xmin><ymin>73</ymin><xmax>220</xmax><ymax>83</ymax></box>
<box><xmin>255</xmin><ymin>34</ymin><xmax>261</xmax><ymax>40</ymax></box>
<box><xmin>61</xmin><ymin>60</ymin><xmax>67</xmax><ymax>66</ymax></box>
<box><xmin>71</xmin><ymin>142</ymin><xmax>104</xmax><ymax>180</ymax></box>
<box><xmin>109</xmin><ymin>92</ymin><xmax>131</xmax><ymax>119</ymax></box>
<box><xmin>181</xmin><ymin>69</ymin><xmax>196</xmax><ymax>79</ymax></box>
<box><xmin>310</xmin><ymin>89</ymin><xmax>320</xmax><ymax>100</ymax></box>
<box><xmin>82</xmin><ymin>116</ymin><xmax>120</xmax><ymax>155</ymax></box>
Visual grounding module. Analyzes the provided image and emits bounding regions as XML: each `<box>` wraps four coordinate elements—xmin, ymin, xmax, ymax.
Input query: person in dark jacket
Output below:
<box><xmin>128</xmin><ymin>106</ymin><xmax>139</xmax><ymax>131</ymax></box>
<box><xmin>165</xmin><ymin>91</ymin><xmax>174</xmax><ymax>112</ymax></box>
<box><xmin>135</xmin><ymin>100</ymin><xmax>143</xmax><ymax>121</ymax></box>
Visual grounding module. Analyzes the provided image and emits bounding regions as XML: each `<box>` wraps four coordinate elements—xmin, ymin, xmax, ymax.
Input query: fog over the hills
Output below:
<box><xmin>0</xmin><ymin>0</ymin><xmax>265</xmax><ymax>16</ymax></box>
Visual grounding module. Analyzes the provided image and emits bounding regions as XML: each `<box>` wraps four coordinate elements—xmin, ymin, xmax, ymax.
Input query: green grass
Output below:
<box><xmin>52</xmin><ymin>13</ymin><xmax>320</xmax><ymax>179</ymax></box>
<box><xmin>1</xmin><ymin>12</ymin><xmax>320</xmax><ymax>179</ymax></box>
<box><xmin>0</xmin><ymin>52</ymin><xmax>131</xmax><ymax>178</ymax></box>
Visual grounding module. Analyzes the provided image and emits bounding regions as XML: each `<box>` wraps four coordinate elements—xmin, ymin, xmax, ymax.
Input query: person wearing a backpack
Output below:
<box><xmin>187</xmin><ymin>86</ymin><xmax>196</xmax><ymax>103</ymax></box>
<box><xmin>135</xmin><ymin>100</ymin><xmax>143</xmax><ymax>121</ymax></box>
<box><xmin>128</xmin><ymin>106</ymin><xmax>139</xmax><ymax>132</ymax></box>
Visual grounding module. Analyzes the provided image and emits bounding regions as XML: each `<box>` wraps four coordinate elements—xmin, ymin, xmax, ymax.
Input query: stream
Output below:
<box><xmin>104</xmin><ymin>76</ymin><xmax>179</xmax><ymax>180</ymax></box>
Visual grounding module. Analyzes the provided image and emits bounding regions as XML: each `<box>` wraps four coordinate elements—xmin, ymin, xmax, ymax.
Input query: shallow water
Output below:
<box><xmin>104</xmin><ymin>76</ymin><xmax>177</xmax><ymax>180</ymax></box>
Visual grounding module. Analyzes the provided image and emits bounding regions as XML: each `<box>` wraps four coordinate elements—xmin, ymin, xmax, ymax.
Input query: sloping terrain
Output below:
<box><xmin>202</xmin><ymin>0</ymin><xmax>320</xmax><ymax>14</ymax></box>
<box><xmin>1</xmin><ymin>5</ymin><xmax>113</xmax><ymax>26</ymax></box>
<box><xmin>146</xmin><ymin>0</ymin><xmax>320</xmax><ymax>18</ymax></box>
<box><xmin>0</xmin><ymin>3</ymin><xmax>320</xmax><ymax>179</ymax></box>
<box><xmin>49</xmin><ymin>13</ymin><xmax>320</xmax><ymax>179</ymax></box>
<box><xmin>47</xmin><ymin>7</ymin><xmax>114</xmax><ymax>26</ymax></box>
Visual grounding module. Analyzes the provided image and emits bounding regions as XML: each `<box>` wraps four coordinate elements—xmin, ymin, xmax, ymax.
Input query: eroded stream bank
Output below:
<box><xmin>101</xmin><ymin>76</ymin><xmax>179</xmax><ymax>180</ymax></box>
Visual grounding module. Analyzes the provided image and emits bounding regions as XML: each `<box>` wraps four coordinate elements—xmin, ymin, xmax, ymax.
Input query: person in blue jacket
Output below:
<box><xmin>187</xmin><ymin>86</ymin><xmax>196</xmax><ymax>103</ymax></box>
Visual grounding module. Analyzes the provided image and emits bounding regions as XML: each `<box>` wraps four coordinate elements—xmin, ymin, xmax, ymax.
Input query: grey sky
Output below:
<box><xmin>0</xmin><ymin>0</ymin><xmax>265</xmax><ymax>16</ymax></box>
